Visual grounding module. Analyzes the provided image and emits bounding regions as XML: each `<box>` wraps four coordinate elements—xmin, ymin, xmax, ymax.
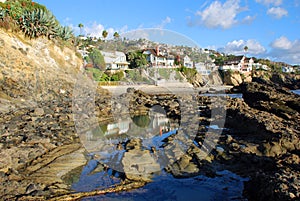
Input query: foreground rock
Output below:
<box><xmin>156</xmin><ymin>81</ymin><xmax>300</xmax><ymax>200</ymax></box>
<box><xmin>122</xmin><ymin>139</ymin><xmax>161</xmax><ymax>182</ymax></box>
<box><xmin>0</xmin><ymin>30</ymin><xmax>112</xmax><ymax>200</ymax></box>
<box><xmin>221</xmin><ymin>82</ymin><xmax>299</xmax><ymax>200</ymax></box>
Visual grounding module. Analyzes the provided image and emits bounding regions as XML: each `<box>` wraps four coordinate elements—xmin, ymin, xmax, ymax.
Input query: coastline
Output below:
<box><xmin>102</xmin><ymin>84</ymin><xmax>233</xmax><ymax>95</ymax></box>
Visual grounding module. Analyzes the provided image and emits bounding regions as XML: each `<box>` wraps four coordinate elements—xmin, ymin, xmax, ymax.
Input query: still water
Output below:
<box><xmin>292</xmin><ymin>89</ymin><xmax>300</xmax><ymax>95</ymax></box>
<box><xmin>70</xmin><ymin>109</ymin><xmax>248</xmax><ymax>201</ymax></box>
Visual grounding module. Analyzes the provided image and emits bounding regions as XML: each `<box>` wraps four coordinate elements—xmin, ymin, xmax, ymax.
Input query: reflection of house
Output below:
<box><xmin>183</xmin><ymin>55</ymin><xmax>193</xmax><ymax>68</ymax></box>
<box><xmin>101</xmin><ymin>51</ymin><xmax>130</xmax><ymax>70</ymax></box>
<box><xmin>282</xmin><ymin>66</ymin><xmax>295</xmax><ymax>73</ymax></box>
<box><xmin>150</xmin><ymin>112</ymin><xmax>169</xmax><ymax>129</ymax></box>
<box><xmin>105</xmin><ymin>119</ymin><xmax>130</xmax><ymax>136</ymax></box>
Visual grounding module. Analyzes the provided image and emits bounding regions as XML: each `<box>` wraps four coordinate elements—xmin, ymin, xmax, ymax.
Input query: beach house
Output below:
<box><xmin>101</xmin><ymin>51</ymin><xmax>130</xmax><ymax>70</ymax></box>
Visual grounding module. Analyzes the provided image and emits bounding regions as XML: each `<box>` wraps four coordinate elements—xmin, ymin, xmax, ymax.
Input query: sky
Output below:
<box><xmin>36</xmin><ymin>0</ymin><xmax>300</xmax><ymax>65</ymax></box>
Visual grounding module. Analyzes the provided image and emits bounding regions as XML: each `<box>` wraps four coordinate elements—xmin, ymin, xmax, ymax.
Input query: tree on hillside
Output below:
<box><xmin>113</xmin><ymin>31</ymin><xmax>120</xmax><ymax>40</ymax></box>
<box><xmin>88</xmin><ymin>48</ymin><xmax>106</xmax><ymax>70</ymax></box>
<box><xmin>78</xmin><ymin>23</ymin><xmax>84</xmax><ymax>36</ymax></box>
<box><xmin>127</xmin><ymin>51</ymin><xmax>147</xmax><ymax>69</ymax></box>
<box><xmin>102</xmin><ymin>30</ymin><xmax>108</xmax><ymax>40</ymax></box>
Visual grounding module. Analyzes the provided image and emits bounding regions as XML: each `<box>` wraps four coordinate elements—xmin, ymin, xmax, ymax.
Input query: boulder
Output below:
<box><xmin>122</xmin><ymin>149</ymin><xmax>161</xmax><ymax>182</ymax></box>
<box><xmin>223</xmin><ymin>71</ymin><xmax>243</xmax><ymax>86</ymax></box>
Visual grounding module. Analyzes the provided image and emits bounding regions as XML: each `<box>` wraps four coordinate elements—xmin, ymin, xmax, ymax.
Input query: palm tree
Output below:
<box><xmin>78</xmin><ymin>23</ymin><xmax>84</xmax><ymax>36</ymax></box>
<box><xmin>244</xmin><ymin>46</ymin><xmax>248</xmax><ymax>56</ymax></box>
<box><xmin>102</xmin><ymin>30</ymin><xmax>108</xmax><ymax>40</ymax></box>
<box><xmin>113</xmin><ymin>31</ymin><xmax>120</xmax><ymax>40</ymax></box>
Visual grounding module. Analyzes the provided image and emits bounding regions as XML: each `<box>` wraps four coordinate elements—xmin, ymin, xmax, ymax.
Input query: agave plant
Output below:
<box><xmin>19</xmin><ymin>8</ymin><xmax>60</xmax><ymax>39</ymax></box>
<box><xmin>56</xmin><ymin>25</ymin><xmax>73</xmax><ymax>41</ymax></box>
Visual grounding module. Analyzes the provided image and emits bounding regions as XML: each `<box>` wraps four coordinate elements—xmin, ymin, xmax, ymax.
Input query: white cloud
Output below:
<box><xmin>269</xmin><ymin>36</ymin><xmax>300</xmax><ymax>64</ymax></box>
<box><xmin>271</xmin><ymin>36</ymin><xmax>292</xmax><ymax>49</ymax></box>
<box><xmin>84</xmin><ymin>22</ymin><xmax>106</xmax><ymax>38</ymax></box>
<box><xmin>242</xmin><ymin>15</ymin><xmax>257</xmax><ymax>24</ymax></box>
<box><xmin>218</xmin><ymin>39</ymin><xmax>266</xmax><ymax>55</ymax></box>
<box><xmin>267</xmin><ymin>7</ymin><xmax>288</xmax><ymax>18</ymax></box>
<box><xmin>121</xmin><ymin>29</ymin><xmax>150</xmax><ymax>41</ymax></box>
<box><xmin>156</xmin><ymin>16</ymin><xmax>172</xmax><ymax>29</ymax></box>
<box><xmin>70</xmin><ymin>22</ymin><xmax>130</xmax><ymax>39</ymax></box>
<box><xmin>255</xmin><ymin>0</ymin><xmax>283</xmax><ymax>6</ymax></box>
<box><xmin>190</xmin><ymin>0</ymin><xmax>250</xmax><ymax>29</ymax></box>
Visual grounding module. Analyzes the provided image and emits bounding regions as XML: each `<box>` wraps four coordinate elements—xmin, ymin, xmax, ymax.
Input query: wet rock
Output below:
<box><xmin>122</xmin><ymin>148</ymin><xmax>161</xmax><ymax>182</ymax></box>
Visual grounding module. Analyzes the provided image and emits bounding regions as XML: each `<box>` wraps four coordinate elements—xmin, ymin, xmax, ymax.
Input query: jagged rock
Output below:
<box><xmin>122</xmin><ymin>148</ymin><xmax>161</xmax><ymax>182</ymax></box>
<box><xmin>223</xmin><ymin>71</ymin><xmax>243</xmax><ymax>86</ymax></box>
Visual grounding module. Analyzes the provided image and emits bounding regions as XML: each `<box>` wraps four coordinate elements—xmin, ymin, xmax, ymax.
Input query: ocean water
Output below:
<box><xmin>292</xmin><ymin>89</ymin><xmax>300</xmax><ymax>95</ymax></box>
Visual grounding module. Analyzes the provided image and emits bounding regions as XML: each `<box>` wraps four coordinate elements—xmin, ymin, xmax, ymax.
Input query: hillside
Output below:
<box><xmin>0</xmin><ymin>29</ymin><xmax>96</xmax><ymax>199</ymax></box>
<box><xmin>0</xmin><ymin>29</ymin><xmax>83</xmax><ymax>110</ymax></box>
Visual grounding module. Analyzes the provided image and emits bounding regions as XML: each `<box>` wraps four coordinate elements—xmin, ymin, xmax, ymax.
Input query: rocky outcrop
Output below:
<box><xmin>0</xmin><ymin>30</ymin><xmax>112</xmax><ymax>200</ymax></box>
<box><xmin>240</xmin><ymin>82</ymin><xmax>300</xmax><ymax>120</ymax></box>
<box><xmin>270</xmin><ymin>73</ymin><xmax>300</xmax><ymax>89</ymax></box>
<box><xmin>122</xmin><ymin>139</ymin><xmax>161</xmax><ymax>182</ymax></box>
<box><xmin>189</xmin><ymin>72</ymin><xmax>205</xmax><ymax>87</ymax></box>
<box><xmin>253</xmin><ymin>71</ymin><xmax>300</xmax><ymax>89</ymax></box>
<box><xmin>221</xmin><ymin>83</ymin><xmax>300</xmax><ymax>200</ymax></box>
<box><xmin>207</xmin><ymin>70</ymin><xmax>223</xmax><ymax>86</ymax></box>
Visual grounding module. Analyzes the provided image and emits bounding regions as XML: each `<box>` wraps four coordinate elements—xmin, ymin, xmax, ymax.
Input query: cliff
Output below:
<box><xmin>0</xmin><ymin>29</ymin><xmax>96</xmax><ymax>199</ymax></box>
<box><xmin>0</xmin><ymin>29</ymin><xmax>83</xmax><ymax>109</ymax></box>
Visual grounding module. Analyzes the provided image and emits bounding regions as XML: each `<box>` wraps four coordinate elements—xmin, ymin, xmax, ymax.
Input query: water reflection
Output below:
<box><xmin>292</xmin><ymin>89</ymin><xmax>300</xmax><ymax>95</ymax></box>
<box><xmin>101</xmin><ymin>109</ymin><xmax>178</xmax><ymax>139</ymax></box>
<box><xmin>201</xmin><ymin>93</ymin><xmax>243</xmax><ymax>99</ymax></box>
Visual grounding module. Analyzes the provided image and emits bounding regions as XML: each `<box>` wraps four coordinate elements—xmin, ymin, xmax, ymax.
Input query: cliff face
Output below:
<box><xmin>0</xmin><ymin>29</ymin><xmax>83</xmax><ymax>109</ymax></box>
<box><xmin>223</xmin><ymin>71</ymin><xmax>252</xmax><ymax>86</ymax></box>
<box><xmin>0</xmin><ymin>30</ymin><xmax>91</xmax><ymax>199</ymax></box>
<box><xmin>253</xmin><ymin>71</ymin><xmax>300</xmax><ymax>89</ymax></box>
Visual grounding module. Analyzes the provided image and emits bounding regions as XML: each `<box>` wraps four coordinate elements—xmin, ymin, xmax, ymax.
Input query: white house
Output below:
<box><xmin>195</xmin><ymin>62</ymin><xmax>211</xmax><ymax>75</ymax></box>
<box><xmin>183</xmin><ymin>55</ymin><xmax>193</xmax><ymax>68</ymax></box>
<box><xmin>101</xmin><ymin>51</ymin><xmax>130</xmax><ymax>70</ymax></box>
<box><xmin>282</xmin><ymin>66</ymin><xmax>295</xmax><ymax>73</ymax></box>
<box><xmin>220</xmin><ymin>56</ymin><xmax>255</xmax><ymax>73</ymax></box>
<box><xmin>143</xmin><ymin>48</ymin><xmax>168</xmax><ymax>67</ymax></box>
<box><xmin>253</xmin><ymin>63</ymin><xmax>270</xmax><ymax>71</ymax></box>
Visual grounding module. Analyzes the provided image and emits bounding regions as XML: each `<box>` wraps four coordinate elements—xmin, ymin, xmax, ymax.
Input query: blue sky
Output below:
<box><xmin>36</xmin><ymin>0</ymin><xmax>300</xmax><ymax>64</ymax></box>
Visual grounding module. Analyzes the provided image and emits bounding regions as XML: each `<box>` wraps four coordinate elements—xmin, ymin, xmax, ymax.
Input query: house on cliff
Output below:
<box><xmin>142</xmin><ymin>46</ymin><xmax>175</xmax><ymax>67</ymax></box>
<box><xmin>219</xmin><ymin>56</ymin><xmax>258</xmax><ymax>73</ymax></box>
<box><xmin>282</xmin><ymin>66</ymin><xmax>295</xmax><ymax>73</ymax></box>
<box><xmin>183</xmin><ymin>55</ymin><xmax>193</xmax><ymax>68</ymax></box>
<box><xmin>100</xmin><ymin>51</ymin><xmax>130</xmax><ymax>70</ymax></box>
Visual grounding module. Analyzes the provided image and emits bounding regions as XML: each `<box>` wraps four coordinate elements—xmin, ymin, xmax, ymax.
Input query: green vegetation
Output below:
<box><xmin>125</xmin><ymin>69</ymin><xmax>153</xmax><ymax>84</ymax></box>
<box><xmin>177</xmin><ymin>66</ymin><xmax>198</xmax><ymax>83</ymax></box>
<box><xmin>88</xmin><ymin>48</ymin><xmax>106</xmax><ymax>70</ymax></box>
<box><xmin>158</xmin><ymin>68</ymin><xmax>171</xmax><ymax>79</ymax></box>
<box><xmin>85</xmin><ymin>67</ymin><xmax>108</xmax><ymax>81</ymax></box>
<box><xmin>102</xmin><ymin>30</ymin><xmax>108</xmax><ymax>40</ymax></box>
<box><xmin>85</xmin><ymin>67</ymin><xmax>124</xmax><ymax>82</ymax></box>
<box><xmin>132</xmin><ymin>115</ymin><xmax>150</xmax><ymax>128</ymax></box>
<box><xmin>127</xmin><ymin>50</ymin><xmax>148</xmax><ymax>69</ymax></box>
<box><xmin>113</xmin><ymin>31</ymin><xmax>119</xmax><ymax>40</ymax></box>
<box><xmin>0</xmin><ymin>0</ymin><xmax>73</xmax><ymax>41</ymax></box>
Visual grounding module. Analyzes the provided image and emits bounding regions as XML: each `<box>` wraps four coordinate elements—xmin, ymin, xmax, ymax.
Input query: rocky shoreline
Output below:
<box><xmin>0</xmin><ymin>30</ymin><xmax>299</xmax><ymax>201</ymax></box>
<box><xmin>0</xmin><ymin>79</ymin><xmax>299</xmax><ymax>200</ymax></box>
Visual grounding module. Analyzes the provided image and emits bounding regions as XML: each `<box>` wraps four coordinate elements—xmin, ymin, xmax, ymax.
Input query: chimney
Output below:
<box><xmin>156</xmin><ymin>46</ymin><xmax>160</xmax><ymax>56</ymax></box>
